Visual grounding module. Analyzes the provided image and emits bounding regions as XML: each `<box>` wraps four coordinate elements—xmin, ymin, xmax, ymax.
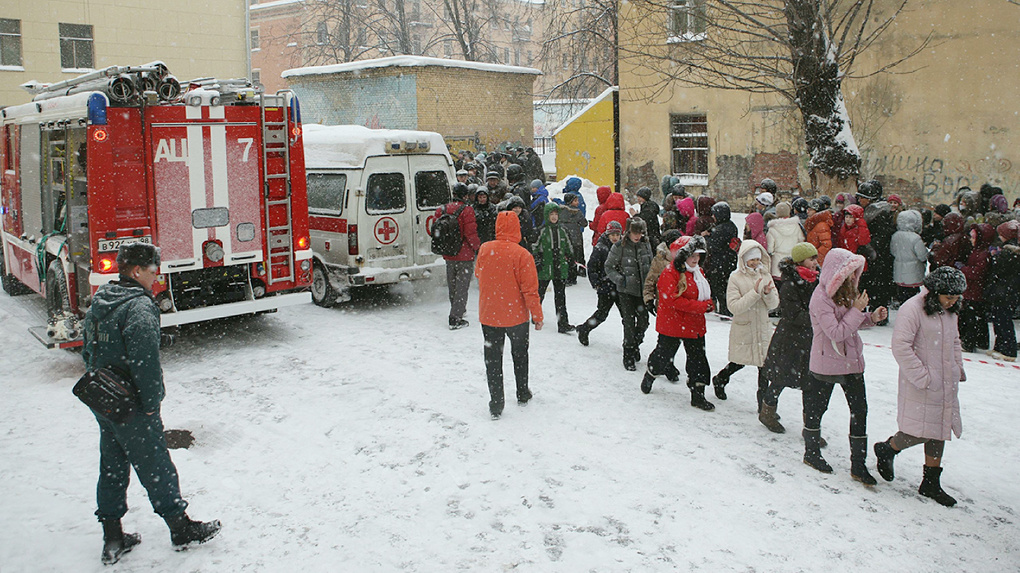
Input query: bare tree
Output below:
<box><xmin>539</xmin><ymin>0</ymin><xmax>617</xmax><ymax>101</ymax></box>
<box><xmin>619</xmin><ymin>0</ymin><xmax>930</xmax><ymax>193</ymax></box>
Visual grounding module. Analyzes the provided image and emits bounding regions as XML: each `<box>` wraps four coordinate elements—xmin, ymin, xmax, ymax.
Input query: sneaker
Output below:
<box><xmin>449</xmin><ymin>318</ymin><xmax>469</xmax><ymax>330</ymax></box>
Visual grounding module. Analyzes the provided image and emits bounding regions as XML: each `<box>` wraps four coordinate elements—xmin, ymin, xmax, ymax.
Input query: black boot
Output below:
<box><xmin>101</xmin><ymin>519</ymin><xmax>141</xmax><ymax>565</ymax></box>
<box><xmin>577</xmin><ymin>324</ymin><xmax>590</xmax><ymax>346</ymax></box>
<box><xmin>803</xmin><ymin>429</ymin><xmax>832</xmax><ymax>473</ymax></box>
<box><xmin>665</xmin><ymin>364</ymin><xmax>680</xmax><ymax>383</ymax></box>
<box><xmin>850</xmin><ymin>436</ymin><xmax>877</xmax><ymax>486</ymax></box>
<box><xmin>874</xmin><ymin>438</ymin><xmax>899</xmax><ymax>482</ymax></box>
<box><xmin>690</xmin><ymin>385</ymin><xmax>715</xmax><ymax>411</ymax></box>
<box><xmin>711</xmin><ymin>373</ymin><xmax>728</xmax><ymax>400</ymax></box>
<box><xmin>918</xmin><ymin>466</ymin><xmax>957</xmax><ymax>507</ymax></box>
<box><xmin>623</xmin><ymin>348</ymin><xmax>637</xmax><ymax>371</ymax></box>
<box><xmin>641</xmin><ymin>370</ymin><xmax>655</xmax><ymax>394</ymax></box>
<box><xmin>758</xmin><ymin>403</ymin><xmax>786</xmax><ymax>433</ymax></box>
<box><xmin>164</xmin><ymin>512</ymin><xmax>222</xmax><ymax>550</ymax></box>
<box><xmin>558</xmin><ymin>322</ymin><xmax>575</xmax><ymax>334</ymax></box>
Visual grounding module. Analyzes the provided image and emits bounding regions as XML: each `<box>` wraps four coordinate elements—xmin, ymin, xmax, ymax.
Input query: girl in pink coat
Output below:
<box><xmin>803</xmin><ymin>248</ymin><xmax>888</xmax><ymax>485</ymax></box>
<box><xmin>873</xmin><ymin>267</ymin><xmax>967</xmax><ymax>507</ymax></box>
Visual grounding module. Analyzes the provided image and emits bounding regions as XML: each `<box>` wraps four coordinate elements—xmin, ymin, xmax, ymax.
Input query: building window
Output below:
<box><xmin>316</xmin><ymin>22</ymin><xmax>328</xmax><ymax>45</ymax></box>
<box><xmin>357</xmin><ymin>28</ymin><xmax>367</xmax><ymax>47</ymax></box>
<box><xmin>670</xmin><ymin>114</ymin><xmax>709</xmax><ymax>184</ymax></box>
<box><xmin>526</xmin><ymin>50</ymin><xmax>532</xmax><ymax>65</ymax></box>
<box><xmin>251</xmin><ymin>69</ymin><xmax>261</xmax><ymax>89</ymax></box>
<box><xmin>413</xmin><ymin>34</ymin><xmax>422</xmax><ymax>54</ymax></box>
<box><xmin>250</xmin><ymin>28</ymin><xmax>260</xmax><ymax>51</ymax></box>
<box><xmin>561</xmin><ymin>53</ymin><xmax>568</xmax><ymax>70</ymax></box>
<box><xmin>0</xmin><ymin>19</ymin><xmax>21</xmax><ymax>67</ymax></box>
<box><xmin>668</xmin><ymin>0</ymin><xmax>707</xmax><ymax>43</ymax></box>
<box><xmin>503</xmin><ymin>47</ymin><xmax>510</xmax><ymax>63</ymax></box>
<box><xmin>513</xmin><ymin>48</ymin><xmax>520</xmax><ymax>66</ymax></box>
<box><xmin>444</xmin><ymin>41</ymin><xmax>452</xmax><ymax>58</ymax></box>
<box><xmin>59</xmin><ymin>23</ymin><xmax>94</xmax><ymax>71</ymax></box>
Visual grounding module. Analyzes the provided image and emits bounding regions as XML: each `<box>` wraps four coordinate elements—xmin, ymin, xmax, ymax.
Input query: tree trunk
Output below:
<box><xmin>812</xmin><ymin>169</ymin><xmax>858</xmax><ymax>198</ymax></box>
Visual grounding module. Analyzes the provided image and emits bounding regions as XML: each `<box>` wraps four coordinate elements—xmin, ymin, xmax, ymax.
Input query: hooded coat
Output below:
<box><xmin>766</xmin><ymin>216</ymin><xmax>806</xmax><ymax>277</ymax></box>
<box><xmin>436</xmin><ymin>199</ymin><xmax>481</xmax><ymax>261</ymax></box>
<box><xmin>761</xmin><ymin>258</ymin><xmax>818</xmax><ymax>389</ymax></box>
<box><xmin>528</xmin><ymin>184</ymin><xmax>550</xmax><ymax>229</ymax></box>
<box><xmin>475</xmin><ymin>211</ymin><xmax>544</xmax><ymax>327</ymax></box>
<box><xmin>679</xmin><ymin>197</ymin><xmax>698</xmax><ymax>236</ymax></box>
<box><xmin>595</xmin><ymin>193</ymin><xmax>630</xmax><ymax>245</ymax></box>
<box><xmin>932</xmin><ymin>212</ymin><xmax>970</xmax><ymax>269</ymax></box>
<box><xmin>726</xmin><ymin>240</ymin><xmax>780</xmax><ymax>366</ymax></box>
<box><xmin>691</xmin><ymin>196</ymin><xmax>717</xmax><ymax>236</ymax></box>
<box><xmin>808</xmin><ymin>248</ymin><xmax>874</xmax><ymax>376</ymax></box>
<box><xmin>959</xmin><ymin>223</ymin><xmax>996</xmax><ymax>301</ymax></box>
<box><xmin>985</xmin><ymin>223</ymin><xmax>1020</xmax><ymax>307</ymax></box>
<box><xmin>557</xmin><ymin>193</ymin><xmax>587</xmax><ymax>254</ymax></box>
<box><xmin>473</xmin><ymin>191</ymin><xmax>499</xmax><ymax>244</ymax></box>
<box><xmin>637</xmin><ymin>199</ymin><xmax>662</xmax><ymax>249</ymax></box>
<box><xmin>606</xmin><ymin>232</ymin><xmax>653</xmax><ymax>298</ymax></box>
<box><xmin>892</xmin><ymin>288</ymin><xmax>965</xmax><ymax>441</ymax></box>
<box><xmin>589</xmin><ymin>186</ymin><xmax>614</xmax><ymax>242</ymax></box>
<box><xmin>656</xmin><ymin>242</ymin><xmax>712</xmax><ymax>339</ymax></box>
<box><xmin>534</xmin><ymin>203</ymin><xmax>574</xmax><ymax>281</ymax></box>
<box><xmin>837</xmin><ymin>204</ymin><xmax>872</xmax><ymax>256</ymax></box>
<box><xmin>588</xmin><ymin>232</ymin><xmax>619</xmax><ymax>297</ymax></box>
<box><xmin>82</xmin><ymin>279</ymin><xmax>165</xmax><ymax>414</ymax></box>
<box><xmin>744</xmin><ymin>212</ymin><xmax>767</xmax><ymax>249</ymax></box>
<box><xmin>890</xmin><ymin>210</ymin><xmax>929</xmax><ymax>286</ymax></box>
<box><xmin>705</xmin><ymin>202</ymin><xmax>739</xmax><ymax>283</ymax></box>
<box><xmin>805</xmin><ymin>210</ymin><xmax>834</xmax><ymax>265</ymax></box>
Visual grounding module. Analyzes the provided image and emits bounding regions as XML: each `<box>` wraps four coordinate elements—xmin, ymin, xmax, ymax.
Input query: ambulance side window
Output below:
<box><xmin>365</xmin><ymin>172</ymin><xmax>405</xmax><ymax>214</ymax></box>
<box><xmin>415</xmin><ymin>170</ymin><xmax>451</xmax><ymax>210</ymax></box>
<box><xmin>307</xmin><ymin>172</ymin><xmax>346</xmax><ymax>216</ymax></box>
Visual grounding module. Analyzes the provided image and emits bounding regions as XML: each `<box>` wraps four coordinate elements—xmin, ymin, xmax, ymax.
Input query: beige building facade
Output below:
<box><xmin>1</xmin><ymin>0</ymin><xmax>248</xmax><ymax>108</ymax></box>
<box><xmin>618</xmin><ymin>0</ymin><xmax>1020</xmax><ymax>209</ymax></box>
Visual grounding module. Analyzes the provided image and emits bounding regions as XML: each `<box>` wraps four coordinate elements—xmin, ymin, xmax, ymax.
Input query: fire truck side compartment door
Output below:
<box><xmin>19</xmin><ymin>125</ymin><xmax>42</xmax><ymax>238</ymax></box>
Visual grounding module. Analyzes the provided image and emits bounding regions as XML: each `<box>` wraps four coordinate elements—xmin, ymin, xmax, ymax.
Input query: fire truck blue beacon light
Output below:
<box><xmin>87</xmin><ymin>93</ymin><xmax>108</xmax><ymax>126</ymax></box>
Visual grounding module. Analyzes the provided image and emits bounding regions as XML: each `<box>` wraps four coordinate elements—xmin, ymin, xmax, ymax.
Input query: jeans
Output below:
<box><xmin>446</xmin><ymin>260</ymin><xmax>474</xmax><ymax>321</ymax></box>
<box><xmin>538</xmin><ymin>279</ymin><xmax>569</xmax><ymax>327</ymax></box>
<box><xmin>803</xmin><ymin>372</ymin><xmax>867</xmax><ymax>436</ymax></box>
<box><xmin>618</xmin><ymin>292</ymin><xmax>649</xmax><ymax>352</ymax></box>
<box><xmin>648</xmin><ymin>334</ymin><xmax>710</xmax><ymax>388</ymax></box>
<box><xmin>482</xmin><ymin>322</ymin><xmax>531</xmax><ymax>415</ymax></box>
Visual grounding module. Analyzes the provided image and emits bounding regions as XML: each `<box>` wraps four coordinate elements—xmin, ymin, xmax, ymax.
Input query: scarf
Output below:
<box><xmin>797</xmin><ymin>265</ymin><xmax>819</xmax><ymax>283</ymax></box>
<box><xmin>686</xmin><ymin>263</ymin><xmax>711</xmax><ymax>301</ymax></box>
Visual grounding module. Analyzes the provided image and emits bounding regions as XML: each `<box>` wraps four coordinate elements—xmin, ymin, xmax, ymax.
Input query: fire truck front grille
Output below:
<box><xmin>170</xmin><ymin>266</ymin><xmax>250</xmax><ymax>312</ymax></box>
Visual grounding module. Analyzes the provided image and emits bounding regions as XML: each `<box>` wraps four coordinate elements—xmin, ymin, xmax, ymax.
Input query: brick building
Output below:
<box><xmin>283</xmin><ymin>56</ymin><xmax>539</xmax><ymax>153</ymax></box>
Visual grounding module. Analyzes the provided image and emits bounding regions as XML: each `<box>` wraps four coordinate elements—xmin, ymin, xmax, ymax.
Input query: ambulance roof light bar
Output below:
<box><xmin>385</xmin><ymin>140</ymin><xmax>431</xmax><ymax>154</ymax></box>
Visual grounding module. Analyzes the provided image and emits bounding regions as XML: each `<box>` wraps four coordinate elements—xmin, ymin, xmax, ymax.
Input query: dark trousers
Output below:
<box><xmin>582</xmin><ymin>292</ymin><xmax>620</xmax><ymax>332</ymax></box>
<box><xmin>648</xmin><ymin>334</ymin><xmax>710</xmax><ymax>388</ymax></box>
<box><xmin>482</xmin><ymin>322</ymin><xmax>531</xmax><ymax>415</ymax></box>
<box><xmin>958</xmin><ymin>300</ymin><xmax>989</xmax><ymax>350</ymax></box>
<box><xmin>618</xmin><ymin>292</ymin><xmax>649</xmax><ymax>352</ymax></box>
<box><xmin>716</xmin><ymin>362</ymin><xmax>770</xmax><ymax>409</ymax></box>
<box><xmin>708</xmin><ymin>274</ymin><xmax>730</xmax><ymax>316</ymax></box>
<box><xmin>446</xmin><ymin>260</ymin><xmax>474</xmax><ymax>321</ymax></box>
<box><xmin>990</xmin><ymin>304</ymin><xmax>1018</xmax><ymax>358</ymax></box>
<box><xmin>803</xmin><ymin>373</ymin><xmax>867</xmax><ymax>436</ymax></box>
<box><xmin>538</xmin><ymin>279</ymin><xmax>569</xmax><ymax>327</ymax></box>
<box><xmin>95</xmin><ymin>411</ymin><xmax>188</xmax><ymax>521</ymax></box>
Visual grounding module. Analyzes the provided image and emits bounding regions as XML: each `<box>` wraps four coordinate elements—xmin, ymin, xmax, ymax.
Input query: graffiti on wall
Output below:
<box><xmin>862</xmin><ymin>146</ymin><xmax>1017</xmax><ymax>201</ymax></box>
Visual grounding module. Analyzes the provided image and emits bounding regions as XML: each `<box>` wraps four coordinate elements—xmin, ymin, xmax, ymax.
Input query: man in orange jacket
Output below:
<box><xmin>475</xmin><ymin>211</ymin><xmax>545</xmax><ymax>419</ymax></box>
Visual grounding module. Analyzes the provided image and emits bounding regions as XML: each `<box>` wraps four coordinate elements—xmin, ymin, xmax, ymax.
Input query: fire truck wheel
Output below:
<box><xmin>46</xmin><ymin>260</ymin><xmax>71</xmax><ymax>318</ymax></box>
<box><xmin>0</xmin><ymin>249</ymin><xmax>32</xmax><ymax>296</ymax></box>
<box><xmin>311</xmin><ymin>262</ymin><xmax>337</xmax><ymax>308</ymax></box>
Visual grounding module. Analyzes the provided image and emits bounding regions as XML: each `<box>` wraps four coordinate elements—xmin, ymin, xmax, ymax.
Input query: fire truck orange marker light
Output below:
<box><xmin>297</xmin><ymin>236</ymin><xmax>309</xmax><ymax>249</ymax></box>
<box><xmin>93</xmin><ymin>129</ymin><xmax>108</xmax><ymax>142</ymax></box>
<box><xmin>291</xmin><ymin>126</ymin><xmax>301</xmax><ymax>137</ymax></box>
<box><xmin>98</xmin><ymin>258</ymin><xmax>114</xmax><ymax>272</ymax></box>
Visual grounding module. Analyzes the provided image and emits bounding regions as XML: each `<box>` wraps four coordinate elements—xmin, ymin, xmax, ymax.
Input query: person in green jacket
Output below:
<box><xmin>533</xmin><ymin>202</ymin><xmax>575</xmax><ymax>333</ymax></box>
<box><xmin>82</xmin><ymin>242</ymin><xmax>220</xmax><ymax>564</ymax></box>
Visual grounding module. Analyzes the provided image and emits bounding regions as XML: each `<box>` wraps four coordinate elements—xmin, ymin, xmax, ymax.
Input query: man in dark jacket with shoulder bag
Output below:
<box><xmin>82</xmin><ymin>242</ymin><xmax>220</xmax><ymax>564</ymax></box>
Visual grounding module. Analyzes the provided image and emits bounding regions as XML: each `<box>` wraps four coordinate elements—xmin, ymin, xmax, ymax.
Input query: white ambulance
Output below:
<box><xmin>302</xmin><ymin>124</ymin><xmax>454</xmax><ymax>306</ymax></box>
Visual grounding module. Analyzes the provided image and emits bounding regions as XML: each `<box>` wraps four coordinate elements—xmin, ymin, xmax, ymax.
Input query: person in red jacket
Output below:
<box><xmin>641</xmin><ymin>235</ymin><xmax>717</xmax><ymax>411</ymax></box>
<box><xmin>595</xmin><ymin>192</ymin><xmax>630</xmax><ymax>245</ymax></box>
<box><xmin>437</xmin><ymin>183</ymin><xmax>481</xmax><ymax>329</ymax></box>
<box><xmin>837</xmin><ymin>204</ymin><xmax>872</xmax><ymax>256</ymax></box>
<box><xmin>589</xmin><ymin>185</ymin><xmax>614</xmax><ymax>245</ymax></box>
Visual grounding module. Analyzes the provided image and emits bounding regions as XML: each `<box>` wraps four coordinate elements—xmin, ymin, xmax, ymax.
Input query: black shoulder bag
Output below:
<box><xmin>73</xmin><ymin>315</ymin><xmax>138</xmax><ymax>424</ymax></box>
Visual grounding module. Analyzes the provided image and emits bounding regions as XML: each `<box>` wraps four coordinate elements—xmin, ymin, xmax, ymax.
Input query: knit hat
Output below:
<box><xmin>530</xmin><ymin>179</ymin><xmax>543</xmax><ymax>190</ymax></box>
<box><xmin>792</xmin><ymin>197</ymin><xmax>809</xmax><ymax>214</ymax></box>
<box><xmin>790</xmin><ymin>242</ymin><xmax>818</xmax><ymax>263</ymax></box>
<box><xmin>933</xmin><ymin>204</ymin><xmax>952</xmax><ymax>218</ymax></box>
<box><xmin>661</xmin><ymin>229</ymin><xmax>683</xmax><ymax>246</ymax></box>
<box><xmin>755</xmin><ymin>192</ymin><xmax>774</xmax><ymax>207</ymax></box>
<box><xmin>626</xmin><ymin>217</ymin><xmax>647</xmax><ymax>235</ymax></box>
<box><xmin>486</xmin><ymin>171</ymin><xmax>501</xmax><ymax>180</ymax></box>
<box><xmin>452</xmin><ymin>182</ymin><xmax>470</xmax><ymax>199</ymax></box>
<box><xmin>742</xmin><ymin>246</ymin><xmax>762</xmax><ymax>262</ymax></box>
<box><xmin>605</xmin><ymin>220</ymin><xmax>624</xmax><ymax>235</ymax></box>
<box><xmin>760</xmin><ymin>178</ymin><xmax>778</xmax><ymax>193</ymax></box>
<box><xmin>924</xmin><ymin>267</ymin><xmax>967</xmax><ymax>296</ymax></box>
<box><xmin>456</xmin><ymin>168</ymin><xmax>468</xmax><ymax>176</ymax></box>
<box><xmin>856</xmin><ymin>180</ymin><xmax>883</xmax><ymax>200</ymax></box>
<box><xmin>636</xmin><ymin>186</ymin><xmax>652</xmax><ymax>200</ymax></box>
<box><xmin>775</xmin><ymin>201</ymin><xmax>792</xmax><ymax>218</ymax></box>
<box><xmin>887</xmin><ymin>194</ymin><xmax>902</xmax><ymax>205</ymax></box>
<box><xmin>117</xmin><ymin>242</ymin><xmax>160</xmax><ymax>268</ymax></box>
<box><xmin>808</xmin><ymin>198</ymin><xmax>825</xmax><ymax>212</ymax></box>
<box><xmin>844</xmin><ymin>204</ymin><xmax>864</xmax><ymax>219</ymax></box>
<box><xmin>817</xmin><ymin>195</ymin><xmax>832</xmax><ymax>210</ymax></box>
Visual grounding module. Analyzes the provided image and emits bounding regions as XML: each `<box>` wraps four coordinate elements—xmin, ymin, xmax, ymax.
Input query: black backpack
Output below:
<box><xmin>431</xmin><ymin>204</ymin><xmax>467</xmax><ymax>256</ymax></box>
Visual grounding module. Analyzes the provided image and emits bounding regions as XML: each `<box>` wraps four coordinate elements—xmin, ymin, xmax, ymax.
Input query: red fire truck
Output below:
<box><xmin>0</xmin><ymin>64</ymin><xmax>312</xmax><ymax>348</ymax></box>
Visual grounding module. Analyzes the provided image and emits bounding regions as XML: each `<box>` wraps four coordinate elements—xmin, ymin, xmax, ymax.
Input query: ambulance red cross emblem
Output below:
<box><xmin>374</xmin><ymin>217</ymin><xmax>399</xmax><ymax>245</ymax></box>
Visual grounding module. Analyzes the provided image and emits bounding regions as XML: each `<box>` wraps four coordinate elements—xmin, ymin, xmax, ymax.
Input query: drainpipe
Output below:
<box><xmin>245</xmin><ymin>0</ymin><xmax>252</xmax><ymax>81</ymax></box>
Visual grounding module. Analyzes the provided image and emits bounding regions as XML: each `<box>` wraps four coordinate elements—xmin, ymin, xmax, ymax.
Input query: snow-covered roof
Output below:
<box><xmin>283</xmin><ymin>56</ymin><xmax>541</xmax><ymax>79</ymax></box>
<box><xmin>250</xmin><ymin>0</ymin><xmax>303</xmax><ymax>11</ymax></box>
<box><xmin>551</xmin><ymin>86</ymin><xmax>617</xmax><ymax>137</ymax></box>
<box><xmin>302</xmin><ymin>124</ymin><xmax>451</xmax><ymax>168</ymax></box>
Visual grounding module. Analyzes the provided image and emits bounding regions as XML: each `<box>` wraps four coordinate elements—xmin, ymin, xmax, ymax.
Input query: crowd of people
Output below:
<box><xmin>435</xmin><ymin>162</ymin><xmax>1019</xmax><ymax>509</ymax></box>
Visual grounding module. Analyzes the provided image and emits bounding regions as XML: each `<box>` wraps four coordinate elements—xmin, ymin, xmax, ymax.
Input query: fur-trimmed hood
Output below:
<box><xmin>819</xmin><ymin>247</ymin><xmax>866</xmax><ymax>297</ymax></box>
<box><xmin>736</xmin><ymin>239</ymin><xmax>771</xmax><ymax>275</ymax></box>
<box><xmin>671</xmin><ymin>235</ymin><xmax>708</xmax><ymax>270</ymax></box>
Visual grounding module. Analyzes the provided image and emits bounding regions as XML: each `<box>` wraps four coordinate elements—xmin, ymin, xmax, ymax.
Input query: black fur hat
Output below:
<box><xmin>924</xmin><ymin>266</ymin><xmax>967</xmax><ymax>296</ymax></box>
<box><xmin>116</xmin><ymin>242</ymin><xmax>160</xmax><ymax>269</ymax></box>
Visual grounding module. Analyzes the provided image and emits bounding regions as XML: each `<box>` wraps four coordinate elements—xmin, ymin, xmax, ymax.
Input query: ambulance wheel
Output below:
<box><xmin>0</xmin><ymin>249</ymin><xmax>31</xmax><ymax>296</ymax></box>
<box><xmin>311</xmin><ymin>262</ymin><xmax>337</xmax><ymax>308</ymax></box>
<box><xmin>46</xmin><ymin>260</ymin><xmax>71</xmax><ymax>318</ymax></box>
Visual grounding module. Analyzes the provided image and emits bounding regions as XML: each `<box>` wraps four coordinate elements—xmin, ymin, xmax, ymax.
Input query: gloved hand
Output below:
<box><xmin>646</xmin><ymin>300</ymin><xmax>657</xmax><ymax>316</ymax></box>
<box><xmin>703</xmin><ymin>300</ymin><xmax>715</xmax><ymax>313</ymax></box>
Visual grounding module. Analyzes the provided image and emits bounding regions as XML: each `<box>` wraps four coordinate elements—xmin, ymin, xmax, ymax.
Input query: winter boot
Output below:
<box><xmin>164</xmin><ymin>512</ymin><xmax>222</xmax><ymax>550</ymax></box>
<box><xmin>711</xmin><ymin>373</ymin><xmax>728</xmax><ymax>400</ymax></box>
<box><xmin>558</xmin><ymin>323</ymin><xmax>575</xmax><ymax>334</ymax></box>
<box><xmin>918</xmin><ymin>466</ymin><xmax>957</xmax><ymax>507</ymax></box>
<box><xmin>665</xmin><ymin>364</ymin><xmax>681</xmax><ymax>383</ymax></box>
<box><xmin>758</xmin><ymin>403</ymin><xmax>786</xmax><ymax>434</ymax></box>
<box><xmin>641</xmin><ymin>370</ymin><xmax>655</xmax><ymax>394</ymax></box>
<box><xmin>576</xmin><ymin>324</ymin><xmax>590</xmax><ymax>346</ymax></box>
<box><xmin>623</xmin><ymin>348</ymin><xmax>637</xmax><ymax>371</ymax></box>
<box><xmin>874</xmin><ymin>439</ymin><xmax>899</xmax><ymax>482</ymax></box>
<box><xmin>690</xmin><ymin>385</ymin><xmax>715</xmax><ymax>411</ymax></box>
<box><xmin>802</xmin><ymin>429</ymin><xmax>833</xmax><ymax>473</ymax></box>
<box><xmin>101</xmin><ymin>519</ymin><xmax>141</xmax><ymax>565</ymax></box>
<box><xmin>850</xmin><ymin>436</ymin><xmax>878</xmax><ymax>486</ymax></box>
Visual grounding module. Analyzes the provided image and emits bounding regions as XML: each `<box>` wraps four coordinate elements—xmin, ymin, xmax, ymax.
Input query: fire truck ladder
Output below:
<box><xmin>260</xmin><ymin>91</ymin><xmax>294</xmax><ymax>285</ymax></box>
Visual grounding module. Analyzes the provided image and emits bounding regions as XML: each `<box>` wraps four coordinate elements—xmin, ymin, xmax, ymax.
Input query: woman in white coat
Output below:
<box><xmin>711</xmin><ymin>240</ymin><xmax>780</xmax><ymax>409</ymax></box>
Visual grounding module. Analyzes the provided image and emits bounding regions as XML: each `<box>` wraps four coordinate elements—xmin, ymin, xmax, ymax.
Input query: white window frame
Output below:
<box><xmin>250</xmin><ymin>28</ymin><xmax>260</xmax><ymax>51</ymax></box>
<box><xmin>0</xmin><ymin>18</ymin><xmax>23</xmax><ymax>70</ymax></box>
<box><xmin>59</xmin><ymin>23</ymin><xmax>94</xmax><ymax>72</ymax></box>
<box><xmin>667</xmin><ymin>0</ymin><xmax>707</xmax><ymax>44</ymax></box>
<box><xmin>670</xmin><ymin>114</ymin><xmax>709</xmax><ymax>186</ymax></box>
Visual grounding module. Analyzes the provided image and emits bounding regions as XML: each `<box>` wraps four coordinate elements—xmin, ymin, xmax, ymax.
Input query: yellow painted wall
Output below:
<box><xmin>1</xmin><ymin>0</ymin><xmax>247</xmax><ymax>108</ymax></box>
<box><xmin>554</xmin><ymin>93</ymin><xmax>616</xmax><ymax>189</ymax></box>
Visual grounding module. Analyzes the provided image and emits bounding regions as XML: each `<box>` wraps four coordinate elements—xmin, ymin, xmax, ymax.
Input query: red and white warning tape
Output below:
<box><xmin>864</xmin><ymin>342</ymin><xmax>1020</xmax><ymax>371</ymax></box>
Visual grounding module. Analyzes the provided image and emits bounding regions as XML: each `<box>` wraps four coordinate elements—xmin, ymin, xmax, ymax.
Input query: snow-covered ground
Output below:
<box><xmin>2</xmin><ymin>211</ymin><xmax>1019</xmax><ymax>572</ymax></box>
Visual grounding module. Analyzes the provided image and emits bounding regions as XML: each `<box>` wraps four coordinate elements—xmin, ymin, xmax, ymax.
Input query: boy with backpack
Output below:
<box><xmin>433</xmin><ymin>183</ymin><xmax>481</xmax><ymax>330</ymax></box>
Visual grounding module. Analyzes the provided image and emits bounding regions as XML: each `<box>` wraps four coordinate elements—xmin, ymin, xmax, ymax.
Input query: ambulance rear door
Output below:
<box><xmin>359</xmin><ymin>155</ymin><xmax>412</xmax><ymax>270</ymax></box>
<box><xmin>407</xmin><ymin>154</ymin><xmax>453</xmax><ymax>267</ymax></box>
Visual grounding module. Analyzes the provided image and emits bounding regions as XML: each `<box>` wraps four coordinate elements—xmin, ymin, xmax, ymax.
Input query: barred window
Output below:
<box><xmin>670</xmin><ymin>114</ymin><xmax>709</xmax><ymax>184</ymax></box>
<box><xmin>59</xmin><ymin>23</ymin><xmax>94</xmax><ymax>70</ymax></box>
<box><xmin>668</xmin><ymin>0</ymin><xmax>707</xmax><ymax>42</ymax></box>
